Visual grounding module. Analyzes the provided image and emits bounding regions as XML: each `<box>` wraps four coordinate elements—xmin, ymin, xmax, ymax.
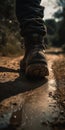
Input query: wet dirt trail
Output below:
<box><xmin>0</xmin><ymin>49</ymin><xmax>65</xmax><ymax>130</ymax></box>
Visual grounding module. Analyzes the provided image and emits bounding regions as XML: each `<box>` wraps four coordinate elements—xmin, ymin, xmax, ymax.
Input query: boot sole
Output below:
<box><xmin>26</xmin><ymin>63</ymin><xmax>49</xmax><ymax>78</ymax></box>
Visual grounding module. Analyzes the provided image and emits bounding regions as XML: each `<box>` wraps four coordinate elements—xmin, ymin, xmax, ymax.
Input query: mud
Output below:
<box><xmin>0</xmin><ymin>49</ymin><xmax>65</xmax><ymax>130</ymax></box>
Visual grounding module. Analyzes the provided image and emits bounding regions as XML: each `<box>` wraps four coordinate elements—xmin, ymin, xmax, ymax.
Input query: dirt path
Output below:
<box><xmin>0</xmin><ymin>49</ymin><xmax>65</xmax><ymax>130</ymax></box>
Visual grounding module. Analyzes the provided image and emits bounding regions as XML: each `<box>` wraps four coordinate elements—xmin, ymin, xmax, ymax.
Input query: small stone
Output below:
<box><xmin>13</xmin><ymin>115</ymin><xmax>17</xmax><ymax>119</ymax></box>
<box><xmin>60</xmin><ymin>110</ymin><xmax>64</xmax><ymax>115</ymax></box>
<box><xmin>49</xmin><ymin>92</ymin><xmax>52</xmax><ymax>97</ymax></box>
<box><xmin>12</xmin><ymin>102</ymin><xmax>17</xmax><ymax>106</ymax></box>
<box><xmin>63</xmin><ymin>100</ymin><xmax>65</xmax><ymax>104</ymax></box>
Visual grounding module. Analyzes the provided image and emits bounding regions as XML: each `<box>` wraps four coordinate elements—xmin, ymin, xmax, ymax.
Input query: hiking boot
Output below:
<box><xmin>20</xmin><ymin>35</ymin><xmax>49</xmax><ymax>78</ymax></box>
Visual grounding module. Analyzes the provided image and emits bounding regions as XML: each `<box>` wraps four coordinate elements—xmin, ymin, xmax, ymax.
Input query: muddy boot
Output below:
<box><xmin>20</xmin><ymin>34</ymin><xmax>49</xmax><ymax>78</ymax></box>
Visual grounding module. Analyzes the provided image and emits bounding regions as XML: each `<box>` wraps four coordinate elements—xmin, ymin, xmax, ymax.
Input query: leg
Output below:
<box><xmin>16</xmin><ymin>0</ymin><xmax>49</xmax><ymax>78</ymax></box>
<box><xmin>16</xmin><ymin>0</ymin><xmax>46</xmax><ymax>37</ymax></box>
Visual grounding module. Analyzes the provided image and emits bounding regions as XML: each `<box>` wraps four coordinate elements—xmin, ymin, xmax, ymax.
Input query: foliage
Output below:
<box><xmin>0</xmin><ymin>0</ymin><xmax>24</xmax><ymax>55</ymax></box>
<box><xmin>45</xmin><ymin>0</ymin><xmax>65</xmax><ymax>48</ymax></box>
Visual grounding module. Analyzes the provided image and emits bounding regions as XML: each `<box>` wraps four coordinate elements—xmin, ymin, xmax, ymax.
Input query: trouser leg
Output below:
<box><xmin>16</xmin><ymin>0</ymin><xmax>46</xmax><ymax>37</ymax></box>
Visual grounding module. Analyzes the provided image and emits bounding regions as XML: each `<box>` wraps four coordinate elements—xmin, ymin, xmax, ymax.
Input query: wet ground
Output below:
<box><xmin>0</xmin><ymin>48</ymin><xmax>65</xmax><ymax>130</ymax></box>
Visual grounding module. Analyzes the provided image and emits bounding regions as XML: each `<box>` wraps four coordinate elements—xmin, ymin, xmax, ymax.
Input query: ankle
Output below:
<box><xmin>24</xmin><ymin>34</ymin><xmax>46</xmax><ymax>50</ymax></box>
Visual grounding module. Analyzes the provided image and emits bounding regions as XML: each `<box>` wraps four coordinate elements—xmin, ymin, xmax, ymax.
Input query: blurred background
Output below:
<box><xmin>0</xmin><ymin>0</ymin><xmax>65</xmax><ymax>55</ymax></box>
<box><xmin>41</xmin><ymin>0</ymin><xmax>65</xmax><ymax>49</ymax></box>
